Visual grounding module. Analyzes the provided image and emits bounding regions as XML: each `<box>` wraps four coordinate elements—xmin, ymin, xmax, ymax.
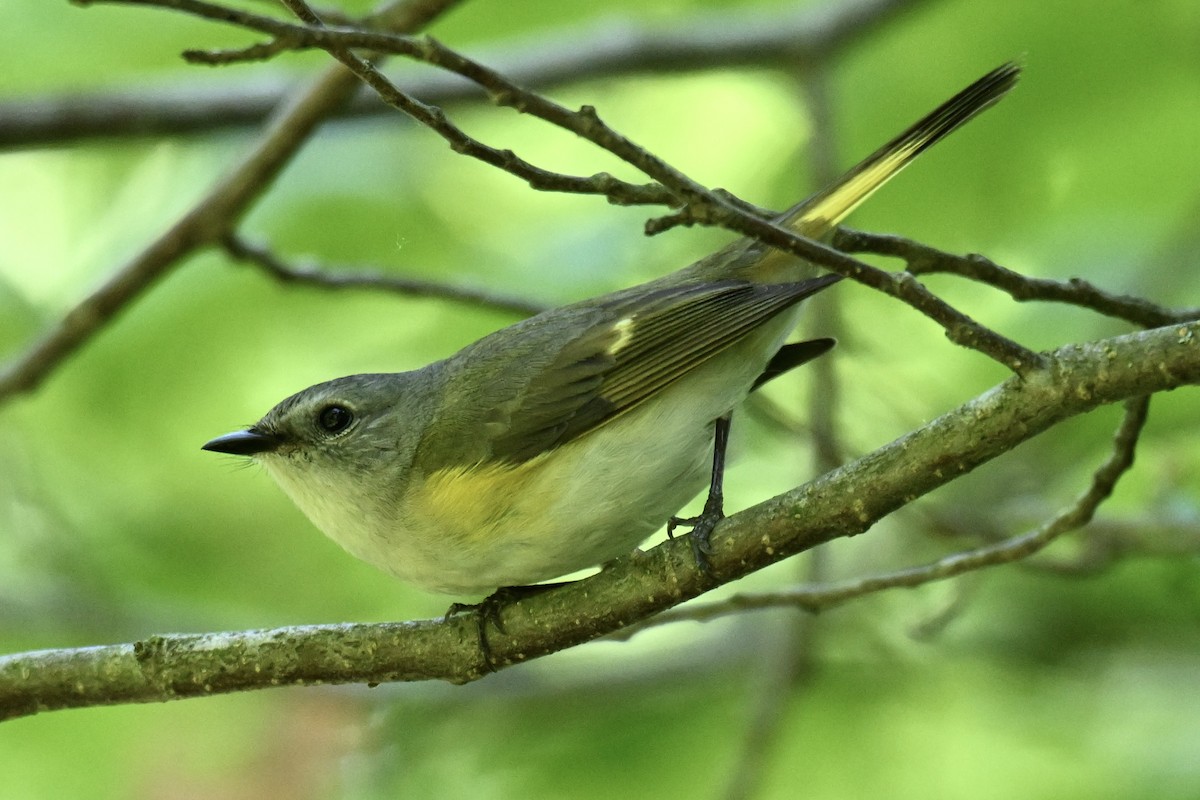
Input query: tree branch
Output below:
<box><xmin>3</xmin><ymin>321</ymin><xmax>1196</xmax><ymax>720</ymax></box>
<box><xmin>220</xmin><ymin>235</ymin><xmax>546</xmax><ymax>316</ymax></box>
<box><xmin>4</xmin><ymin>0</ymin><xmax>928</xmax><ymax>148</ymax></box>
<box><xmin>834</xmin><ymin>227</ymin><xmax>1199</xmax><ymax>327</ymax></box>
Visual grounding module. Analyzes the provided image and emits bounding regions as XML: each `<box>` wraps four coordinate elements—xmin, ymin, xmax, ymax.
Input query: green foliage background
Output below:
<box><xmin>1</xmin><ymin>0</ymin><xmax>1198</xmax><ymax>797</ymax></box>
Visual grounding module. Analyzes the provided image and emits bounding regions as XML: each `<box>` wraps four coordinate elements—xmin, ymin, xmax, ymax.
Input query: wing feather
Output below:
<box><xmin>487</xmin><ymin>274</ymin><xmax>840</xmax><ymax>462</ymax></box>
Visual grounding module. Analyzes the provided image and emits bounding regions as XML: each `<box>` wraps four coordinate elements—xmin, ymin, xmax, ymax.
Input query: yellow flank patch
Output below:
<box><xmin>410</xmin><ymin>455</ymin><xmax>554</xmax><ymax>547</ymax></box>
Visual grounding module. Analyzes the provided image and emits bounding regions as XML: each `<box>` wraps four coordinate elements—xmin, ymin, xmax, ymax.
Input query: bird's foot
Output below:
<box><xmin>668</xmin><ymin>491</ymin><xmax>725</xmax><ymax>579</ymax></box>
<box><xmin>445</xmin><ymin>583</ymin><xmax>565</xmax><ymax>672</ymax></box>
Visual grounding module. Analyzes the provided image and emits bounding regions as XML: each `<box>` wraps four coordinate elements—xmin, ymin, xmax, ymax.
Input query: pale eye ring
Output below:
<box><xmin>317</xmin><ymin>404</ymin><xmax>353</xmax><ymax>435</ymax></box>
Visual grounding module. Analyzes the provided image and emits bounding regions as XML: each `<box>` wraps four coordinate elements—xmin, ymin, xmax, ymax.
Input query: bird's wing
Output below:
<box><xmin>479</xmin><ymin>273</ymin><xmax>841</xmax><ymax>463</ymax></box>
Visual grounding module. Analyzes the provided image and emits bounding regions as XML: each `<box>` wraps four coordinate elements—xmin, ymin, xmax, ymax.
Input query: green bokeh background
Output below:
<box><xmin>1</xmin><ymin>0</ymin><xmax>1199</xmax><ymax>797</ymax></box>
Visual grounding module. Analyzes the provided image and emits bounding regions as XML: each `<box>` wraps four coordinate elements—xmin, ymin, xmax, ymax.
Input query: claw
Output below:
<box><xmin>445</xmin><ymin>596</ymin><xmax>502</xmax><ymax>672</ymax></box>
<box><xmin>444</xmin><ymin>583</ymin><xmax>565</xmax><ymax>672</ymax></box>
<box><xmin>669</xmin><ymin>491</ymin><xmax>725</xmax><ymax>577</ymax></box>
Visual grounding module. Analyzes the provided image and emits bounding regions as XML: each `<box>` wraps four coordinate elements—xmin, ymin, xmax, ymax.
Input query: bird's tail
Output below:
<box><xmin>787</xmin><ymin>62</ymin><xmax>1021</xmax><ymax>237</ymax></box>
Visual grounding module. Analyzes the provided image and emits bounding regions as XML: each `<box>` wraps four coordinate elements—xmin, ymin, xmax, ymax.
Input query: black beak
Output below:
<box><xmin>201</xmin><ymin>429</ymin><xmax>278</xmax><ymax>456</ymax></box>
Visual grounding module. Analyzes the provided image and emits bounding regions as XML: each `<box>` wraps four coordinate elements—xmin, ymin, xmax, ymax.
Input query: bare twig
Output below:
<box><xmin>626</xmin><ymin>395</ymin><xmax>1151</xmax><ymax>634</ymax></box>
<box><xmin>221</xmin><ymin>235</ymin><xmax>546</xmax><ymax>316</ymax></box>
<box><xmin>2</xmin><ymin>324</ymin><xmax>1195</xmax><ymax>719</ymax></box>
<box><xmin>201</xmin><ymin>5</ymin><xmax>681</xmax><ymax>208</ymax></box>
<box><xmin>1023</xmin><ymin>515</ymin><xmax>1200</xmax><ymax>574</ymax></box>
<box><xmin>74</xmin><ymin>0</ymin><xmax>703</xmax><ymax>209</ymax></box>
<box><xmin>834</xmin><ymin>227</ymin><xmax>1200</xmax><ymax>327</ymax></box>
<box><xmin>910</xmin><ymin>496</ymin><xmax>1200</xmax><ymax>576</ymax></box>
<box><xmin>7</xmin><ymin>0</ymin><xmax>928</xmax><ymax>148</ymax></box>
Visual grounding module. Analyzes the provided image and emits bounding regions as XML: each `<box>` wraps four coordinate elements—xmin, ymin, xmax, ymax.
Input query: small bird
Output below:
<box><xmin>204</xmin><ymin>63</ymin><xmax>1019</xmax><ymax>596</ymax></box>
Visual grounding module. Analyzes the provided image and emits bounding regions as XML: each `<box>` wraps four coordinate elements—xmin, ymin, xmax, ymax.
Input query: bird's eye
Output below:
<box><xmin>317</xmin><ymin>405</ymin><xmax>353</xmax><ymax>435</ymax></box>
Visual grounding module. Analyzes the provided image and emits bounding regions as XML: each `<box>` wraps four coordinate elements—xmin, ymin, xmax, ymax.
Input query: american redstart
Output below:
<box><xmin>204</xmin><ymin>63</ymin><xmax>1019</xmax><ymax>595</ymax></box>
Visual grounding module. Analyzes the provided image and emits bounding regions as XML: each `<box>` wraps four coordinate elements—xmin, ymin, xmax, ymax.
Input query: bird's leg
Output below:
<box><xmin>445</xmin><ymin>582</ymin><xmax>568</xmax><ymax>671</ymax></box>
<box><xmin>668</xmin><ymin>413</ymin><xmax>731</xmax><ymax>577</ymax></box>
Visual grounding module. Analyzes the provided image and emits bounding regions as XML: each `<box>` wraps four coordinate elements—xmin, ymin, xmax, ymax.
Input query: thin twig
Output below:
<box><xmin>231</xmin><ymin>6</ymin><xmax>682</xmax><ymax>207</ymax></box>
<box><xmin>221</xmin><ymin>235</ymin><xmax>546</xmax><ymax>316</ymax></box>
<box><xmin>8</xmin><ymin>0</ymin><xmax>928</xmax><ymax>148</ymax></box>
<box><xmin>620</xmin><ymin>395</ymin><xmax>1151</xmax><ymax>635</ymax></box>
<box><xmin>834</xmin><ymin>227</ymin><xmax>1200</xmax><ymax>327</ymax></box>
<box><xmin>1023</xmin><ymin>516</ymin><xmax>1200</xmax><ymax>574</ymax></box>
